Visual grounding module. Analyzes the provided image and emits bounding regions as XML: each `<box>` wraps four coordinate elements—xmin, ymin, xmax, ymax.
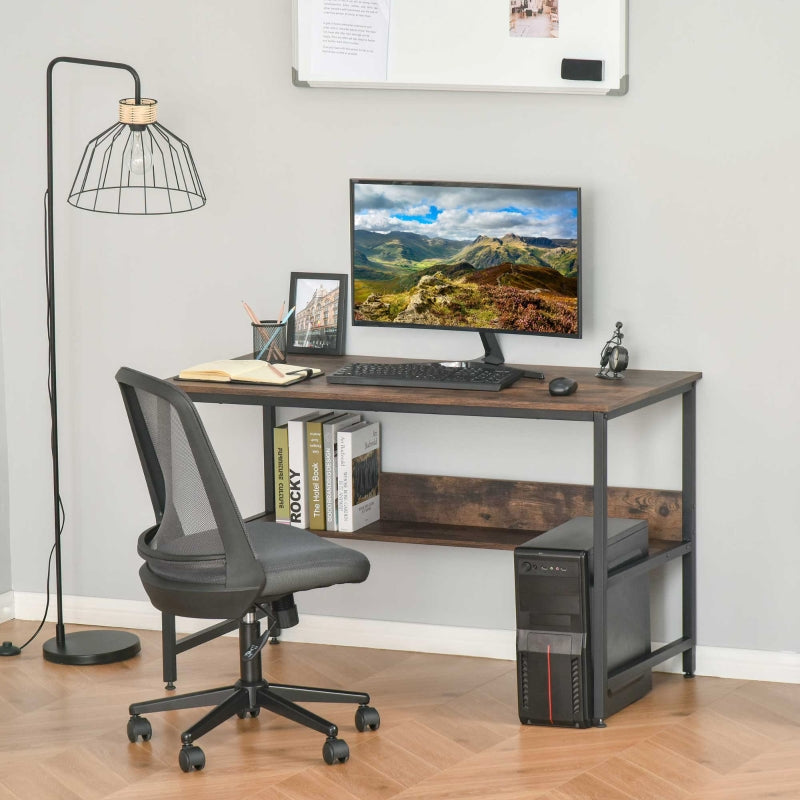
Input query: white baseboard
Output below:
<box><xmin>0</xmin><ymin>591</ymin><xmax>13</xmax><ymax>624</ymax></box>
<box><xmin>11</xmin><ymin>591</ymin><xmax>514</xmax><ymax>659</ymax></box>
<box><xmin>277</xmin><ymin>614</ymin><xmax>516</xmax><ymax>659</ymax></box>
<box><xmin>653</xmin><ymin>644</ymin><xmax>800</xmax><ymax>684</ymax></box>
<box><xmin>10</xmin><ymin>592</ymin><xmax>800</xmax><ymax>684</ymax></box>
<box><xmin>13</xmin><ymin>592</ymin><xmax>157</xmax><ymax>632</ymax></box>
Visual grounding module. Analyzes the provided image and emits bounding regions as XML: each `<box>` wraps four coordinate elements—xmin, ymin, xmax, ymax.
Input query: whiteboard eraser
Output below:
<box><xmin>561</xmin><ymin>59</ymin><xmax>604</xmax><ymax>82</ymax></box>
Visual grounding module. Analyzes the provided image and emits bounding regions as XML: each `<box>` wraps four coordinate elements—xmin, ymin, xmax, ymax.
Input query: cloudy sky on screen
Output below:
<box><xmin>353</xmin><ymin>182</ymin><xmax>579</xmax><ymax>241</ymax></box>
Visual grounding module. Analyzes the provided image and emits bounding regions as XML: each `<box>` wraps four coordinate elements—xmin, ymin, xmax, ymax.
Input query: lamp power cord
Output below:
<box><xmin>0</xmin><ymin>191</ymin><xmax>64</xmax><ymax>657</ymax></box>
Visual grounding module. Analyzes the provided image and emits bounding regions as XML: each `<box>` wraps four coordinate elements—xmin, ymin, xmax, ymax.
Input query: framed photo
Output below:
<box><xmin>287</xmin><ymin>272</ymin><xmax>348</xmax><ymax>355</ymax></box>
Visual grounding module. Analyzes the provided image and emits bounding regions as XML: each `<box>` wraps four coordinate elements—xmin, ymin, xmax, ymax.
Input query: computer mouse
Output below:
<box><xmin>549</xmin><ymin>376</ymin><xmax>578</xmax><ymax>396</ymax></box>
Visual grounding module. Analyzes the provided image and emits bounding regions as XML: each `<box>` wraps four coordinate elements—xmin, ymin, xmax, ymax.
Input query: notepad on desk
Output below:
<box><xmin>178</xmin><ymin>359</ymin><xmax>323</xmax><ymax>386</ymax></box>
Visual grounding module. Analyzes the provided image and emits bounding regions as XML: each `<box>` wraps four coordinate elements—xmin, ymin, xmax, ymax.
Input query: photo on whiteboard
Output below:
<box><xmin>509</xmin><ymin>0</ymin><xmax>559</xmax><ymax>38</ymax></box>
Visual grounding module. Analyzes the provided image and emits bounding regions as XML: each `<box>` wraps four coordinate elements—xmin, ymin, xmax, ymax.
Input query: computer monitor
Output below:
<box><xmin>350</xmin><ymin>179</ymin><xmax>581</xmax><ymax>364</ymax></box>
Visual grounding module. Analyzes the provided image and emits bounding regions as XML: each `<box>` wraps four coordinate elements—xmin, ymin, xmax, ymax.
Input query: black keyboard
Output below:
<box><xmin>327</xmin><ymin>362</ymin><xmax>523</xmax><ymax>391</ymax></box>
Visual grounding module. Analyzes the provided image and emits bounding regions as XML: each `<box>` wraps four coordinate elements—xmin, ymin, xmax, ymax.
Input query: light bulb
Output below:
<box><xmin>128</xmin><ymin>130</ymin><xmax>152</xmax><ymax>175</ymax></box>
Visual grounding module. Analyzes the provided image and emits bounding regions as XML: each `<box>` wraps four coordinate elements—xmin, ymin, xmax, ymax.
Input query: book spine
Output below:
<box><xmin>337</xmin><ymin>430</ymin><xmax>353</xmax><ymax>532</ymax></box>
<box><xmin>287</xmin><ymin>419</ymin><xmax>309</xmax><ymax>528</ymax></box>
<box><xmin>323</xmin><ymin>426</ymin><xmax>337</xmax><ymax>531</ymax></box>
<box><xmin>273</xmin><ymin>424</ymin><xmax>290</xmax><ymax>524</ymax></box>
<box><xmin>350</xmin><ymin>423</ymin><xmax>381</xmax><ymax>532</ymax></box>
<box><xmin>323</xmin><ymin>414</ymin><xmax>361</xmax><ymax>531</ymax></box>
<box><xmin>307</xmin><ymin>421</ymin><xmax>326</xmax><ymax>531</ymax></box>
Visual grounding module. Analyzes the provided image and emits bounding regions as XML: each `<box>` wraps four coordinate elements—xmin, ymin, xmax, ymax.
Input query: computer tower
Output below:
<box><xmin>514</xmin><ymin>517</ymin><xmax>651</xmax><ymax>727</ymax></box>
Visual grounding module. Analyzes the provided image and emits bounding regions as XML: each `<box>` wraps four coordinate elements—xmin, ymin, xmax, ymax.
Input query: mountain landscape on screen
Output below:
<box><xmin>352</xmin><ymin>183</ymin><xmax>580</xmax><ymax>334</ymax></box>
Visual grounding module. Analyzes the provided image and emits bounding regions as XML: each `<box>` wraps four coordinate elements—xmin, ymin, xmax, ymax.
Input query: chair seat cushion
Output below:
<box><xmin>150</xmin><ymin>519</ymin><xmax>369</xmax><ymax>598</ymax></box>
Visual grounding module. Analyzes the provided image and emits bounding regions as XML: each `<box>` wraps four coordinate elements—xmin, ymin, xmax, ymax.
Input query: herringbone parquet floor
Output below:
<box><xmin>1</xmin><ymin>618</ymin><xmax>799</xmax><ymax>799</ymax></box>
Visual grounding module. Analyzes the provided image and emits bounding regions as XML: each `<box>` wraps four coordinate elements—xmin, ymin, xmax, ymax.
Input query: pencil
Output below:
<box><xmin>242</xmin><ymin>300</ymin><xmax>261</xmax><ymax>326</ymax></box>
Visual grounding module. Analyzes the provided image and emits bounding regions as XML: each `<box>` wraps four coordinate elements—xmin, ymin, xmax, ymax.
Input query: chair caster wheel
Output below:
<box><xmin>179</xmin><ymin>744</ymin><xmax>206</xmax><ymax>772</ymax></box>
<box><xmin>355</xmin><ymin>705</ymin><xmax>380</xmax><ymax>732</ymax></box>
<box><xmin>126</xmin><ymin>715</ymin><xmax>152</xmax><ymax>743</ymax></box>
<box><xmin>322</xmin><ymin>737</ymin><xmax>349</xmax><ymax>765</ymax></box>
<box><xmin>237</xmin><ymin>707</ymin><xmax>261</xmax><ymax>719</ymax></box>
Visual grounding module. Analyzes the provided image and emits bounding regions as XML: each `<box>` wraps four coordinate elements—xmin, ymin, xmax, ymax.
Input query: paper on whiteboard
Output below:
<box><xmin>308</xmin><ymin>0</ymin><xmax>391</xmax><ymax>82</ymax></box>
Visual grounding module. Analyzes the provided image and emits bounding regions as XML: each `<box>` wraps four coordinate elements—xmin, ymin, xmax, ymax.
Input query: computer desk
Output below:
<box><xmin>166</xmin><ymin>353</ymin><xmax>701</xmax><ymax>725</ymax></box>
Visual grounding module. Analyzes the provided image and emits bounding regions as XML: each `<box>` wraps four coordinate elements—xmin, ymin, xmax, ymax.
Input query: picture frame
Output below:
<box><xmin>287</xmin><ymin>272</ymin><xmax>348</xmax><ymax>355</ymax></box>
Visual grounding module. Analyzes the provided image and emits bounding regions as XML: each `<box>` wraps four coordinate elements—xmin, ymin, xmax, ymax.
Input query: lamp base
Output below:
<box><xmin>43</xmin><ymin>629</ymin><xmax>141</xmax><ymax>665</ymax></box>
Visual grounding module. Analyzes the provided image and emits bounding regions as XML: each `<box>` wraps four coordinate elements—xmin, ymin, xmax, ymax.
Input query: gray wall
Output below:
<box><xmin>1</xmin><ymin>1</ymin><xmax>799</xmax><ymax>653</ymax></box>
<box><xmin>0</xmin><ymin>318</ymin><xmax>10</xmax><ymax>597</ymax></box>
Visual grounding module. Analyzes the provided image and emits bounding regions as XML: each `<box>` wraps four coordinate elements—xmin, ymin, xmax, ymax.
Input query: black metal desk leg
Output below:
<box><xmin>682</xmin><ymin>384</ymin><xmax>697</xmax><ymax>677</ymax></box>
<box><xmin>262</xmin><ymin>404</ymin><xmax>281</xmax><ymax>644</ymax></box>
<box><xmin>591</xmin><ymin>412</ymin><xmax>609</xmax><ymax>725</ymax></box>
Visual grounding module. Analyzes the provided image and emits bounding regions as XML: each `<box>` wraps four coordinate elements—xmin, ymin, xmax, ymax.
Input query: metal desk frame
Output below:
<box><xmin>167</xmin><ymin>357</ymin><xmax>699</xmax><ymax>724</ymax></box>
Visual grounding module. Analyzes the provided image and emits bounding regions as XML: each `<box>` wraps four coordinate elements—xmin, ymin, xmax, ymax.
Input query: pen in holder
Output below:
<box><xmin>252</xmin><ymin>320</ymin><xmax>287</xmax><ymax>363</ymax></box>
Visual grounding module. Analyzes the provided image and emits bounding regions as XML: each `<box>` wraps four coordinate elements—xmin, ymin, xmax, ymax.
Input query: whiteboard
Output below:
<box><xmin>293</xmin><ymin>0</ymin><xmax>628</xmax><ymax>96</ymax></box>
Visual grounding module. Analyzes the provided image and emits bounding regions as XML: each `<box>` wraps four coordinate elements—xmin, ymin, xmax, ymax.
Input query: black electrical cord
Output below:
<box><xmin>1</xmin><ymin>191</ymin><xmax>65</xmax><ymax>655</ymax></box>
<box><xmin>15</xmin><ymin>540</ymin><xmax>58</xmax><ymax>651</ymax></box>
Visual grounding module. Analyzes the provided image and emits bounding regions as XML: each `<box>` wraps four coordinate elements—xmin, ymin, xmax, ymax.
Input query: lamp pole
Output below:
<box><xmin>42</xmin><ymin>57</ymin><xmax>144</xmax><ymax>664</ymax></box>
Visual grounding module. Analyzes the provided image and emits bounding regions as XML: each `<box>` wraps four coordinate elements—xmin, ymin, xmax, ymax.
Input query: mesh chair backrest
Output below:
<box><xmin>117</xmin><ymin>368</ymin><xmax>265</xmax><ymax>611</ymax></box>
<box><xmin>116</xmin><ymin>369</ymin><xmax>258</xmax><ymax>582</ymax></box>
<box><xmin>133</xmin><ymin>387</ymin><xmax>222</xmax><ymax>548</ymax></box>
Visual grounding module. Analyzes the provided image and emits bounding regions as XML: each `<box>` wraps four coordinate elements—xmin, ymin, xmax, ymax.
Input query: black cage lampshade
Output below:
<box><xmin>68</xmin><ymin>97</ymin><xmax>205</xmax><ymax>214</ymax></box>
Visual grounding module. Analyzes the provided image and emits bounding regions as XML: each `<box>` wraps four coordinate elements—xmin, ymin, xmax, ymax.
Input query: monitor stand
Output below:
<box><xmin>477</xmin><ymin>331</ymin><xmax>505</xmax><ymax>365</ymax></box>
<box><xmin>472</xmin><ymin>331</ymin><xmax>545</xmax><ymax>380</ymax></box>
<box><xmin>442</xmin><ymin>332</ymin><xmax>504</xmax><ymax>368</ymax></box>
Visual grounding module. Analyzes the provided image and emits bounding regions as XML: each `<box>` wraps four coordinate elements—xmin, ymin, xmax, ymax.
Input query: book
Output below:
<box><xmin>287</xmin><ymin>410</ymin><xmax>336</xmax><ymax>528</ymax></box>
<box><xmin>323</xmin><ymin>413</ymin><xmax>362</xmax><ymax>531</ymax></box>
<box><xmin>273</xmin><ymin>423</ymin><xmax>290</xmax><ymax>524</ymax></box>
<box><xmin>286</xmin><ymin>410</ymin><xmax>322</xmax><ymax>528</ymax></box>
<box><xmin>337</xmin><ymin>420</ymin><xmax>380</xmax><ymax>533</ymax></box>
<box><xmin>306</xmin><ymin>414</ymin><xmax>338</xmax><ymax>531</ymax></box>
<box><xmin>178</xmin><ymin>359</ymin><xmax>322</xmax><ymax>386</ymax></box>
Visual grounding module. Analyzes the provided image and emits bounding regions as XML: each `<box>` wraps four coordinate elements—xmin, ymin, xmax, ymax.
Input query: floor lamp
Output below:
<box><xmin>39</xmin><ymin>57</ymin><xmax>205</xmax><ymax>664</ymax></box>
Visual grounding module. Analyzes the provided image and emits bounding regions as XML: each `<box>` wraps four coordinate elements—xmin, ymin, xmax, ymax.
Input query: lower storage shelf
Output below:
<box><xmin>259</xmin><ymin>471</ymin><xmax>684</xmax><ymax>550</ymax></box>
<box><xmin>323</xmin><ymin>518</ymin><xmax>538</xmax><ymax>550</ymax></box>
<box><xmin>255</xmin><ymin>511</ymin><xmax>688</xmax><ymax>557</ymax></box>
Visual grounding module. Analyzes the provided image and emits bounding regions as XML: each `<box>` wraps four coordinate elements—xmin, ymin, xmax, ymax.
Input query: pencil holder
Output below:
<box><xmin>252</xmin><ymin>321</ymin><xmax>287</xmax><ymax>363</ymax></box>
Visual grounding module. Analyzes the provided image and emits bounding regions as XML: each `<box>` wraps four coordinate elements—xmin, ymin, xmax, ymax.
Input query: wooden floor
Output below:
<box><xmin>1</xmin><ymin>619</ymin><xmax>800</xmax><ymax>800</ymax></box>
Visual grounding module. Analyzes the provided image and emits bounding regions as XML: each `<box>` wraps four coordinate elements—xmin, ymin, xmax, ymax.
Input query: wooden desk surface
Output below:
<box><xmin>168</xmin><ymin>354</ymin><xmax>700</xmax><ymax>548</ymax></box>
<box><xmin>171</xmin><ymin>354</ymin><xmax>702</xmax><ymax>421</ymax></box>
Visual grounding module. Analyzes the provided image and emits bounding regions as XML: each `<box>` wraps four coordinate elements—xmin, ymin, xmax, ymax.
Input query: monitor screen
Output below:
<box><xmin>350</xmin><ymin>179</ymin><xmax>581</xmax><ymax>339</ymax></box>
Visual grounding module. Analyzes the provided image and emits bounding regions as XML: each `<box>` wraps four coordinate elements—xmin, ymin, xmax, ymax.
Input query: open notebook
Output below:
<box><xmin>178</xmin><ymin>360</ymin><xmax>323</xmax><ymax>386</ymax></box>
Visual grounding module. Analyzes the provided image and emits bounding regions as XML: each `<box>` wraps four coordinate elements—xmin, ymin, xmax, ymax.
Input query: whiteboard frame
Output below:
<box><xmin>292</xmin><ymin>0</ymin><xmax>629</xmax><ymax>96</ymax></box>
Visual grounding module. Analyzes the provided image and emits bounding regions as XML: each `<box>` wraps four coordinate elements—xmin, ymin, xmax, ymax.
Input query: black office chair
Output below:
<box><xmin>115</xmin><ymin>368</ymin><xmax>379</xmax><ymax>771</ymax></box>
